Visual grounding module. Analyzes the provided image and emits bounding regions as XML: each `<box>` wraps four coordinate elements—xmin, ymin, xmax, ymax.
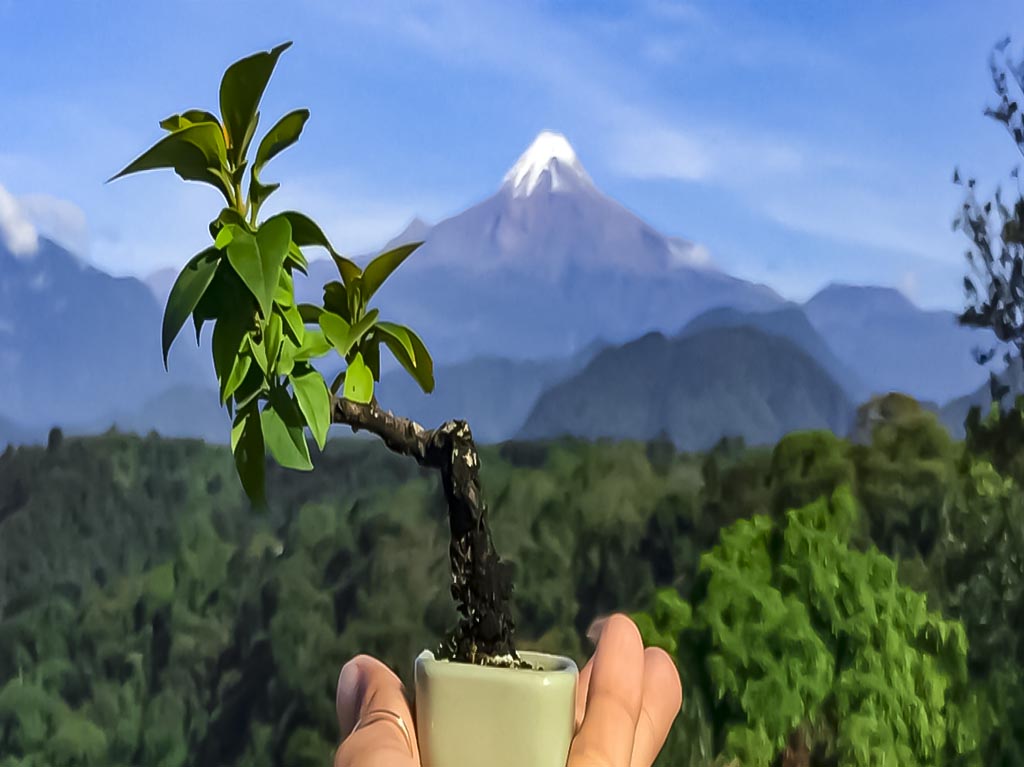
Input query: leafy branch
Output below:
<box><xmin>110</xmin><ymin>42</ymin><xmax>520</xmax><ymax>664</ymax></box>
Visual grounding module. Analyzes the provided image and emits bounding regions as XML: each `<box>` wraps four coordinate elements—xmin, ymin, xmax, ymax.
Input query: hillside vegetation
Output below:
<box><xmin>1</xmin><ymin>397</ymin><xmax>1022</xmax><ymax>765</ymax></box>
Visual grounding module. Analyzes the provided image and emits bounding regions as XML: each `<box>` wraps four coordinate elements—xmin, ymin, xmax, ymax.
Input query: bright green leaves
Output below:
<box><xmin>115</xmin><ymin>41</ymin><xmax>438</xmax><ymax>513</ymax></box>
<box><xmin>212</xmin><ymin>311</ymin><xmax>253</xmax><ymax>404</ymax></box>
<box><xmin>291</xmin><ymin>366</ymin><xmax>331</xmax><ymax>450</ymax></box>
<box><xmin>219</xmin><ymin>41</ymin><xmax>292</xmax><ymax>166</ymax></box>
<box><xmin>318</xmin><ymin>312</ymin><xmax>352</xmax><ymax>356</ymax></box>
<box><xmin>231</xmin><ymin>403</ymin><xmax>267</xmax><ymax>510</ymax></box>
<box><xmin>161</xmin><ymin>247</ymin><xmax>220</xmax><ymax>368</ymax></box>
<box><xmin>361</xmin><ymin>242</ymin><xmax>422</xmax><ymax>300</ymax></box>
<box><xmin>225</xmin><ymin>216</ymin><xmax>291</xmax><ymax>318</ymax></box>
<box><xmin>343</xmin><ymin>353</ymin><xmax>374</xmax><ymax>404</ymax></box>
<box><xmin>249</xmin><ymin>108</ymin><xmax>306</xmax><ymax>216</ymax></box>
<box><xmin>252</xmin><ymin>109</ymin><xmax>308</xmax><ymax>179</ymax></box>
<box><xmin>377</xmin><ymin>321</ymin><xmax>434</xmax><ymax>393</ymax></box>
<box><xmin>159</xmin><ymin>109</ymin><xmax>220</xmax><ymax>132</ymax></box>
<box><xmin>261</xmin><ymin>386</ymin><xmax>312</xmax><ymax>471</ymax></box>
<box><xmin>109</xmin><ymin>122</ymin><xmax>232</xmax><ymax>203</ymax></box>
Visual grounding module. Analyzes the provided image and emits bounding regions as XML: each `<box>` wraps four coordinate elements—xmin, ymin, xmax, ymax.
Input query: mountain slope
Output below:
<box><xmin>518</xmin><ymin>326</ymin><xmax>854</xmax><ymax>450</ymax></box>
<box><xmin>296</xmin><ymin>131</ymin><xmax>782</xmax><ymax>364</ymax></box>
<box><xmin>681</xmin><ymin>305</ymin><xmax>869</xmax><ymax>402</ymax></box>
<box><xmin>0</xmin><ymin>238</ymin><xmax>208</xmax><ymax>432</ymax></box>
<box><xmin>373</xmin><ymin>339</ymin><xmax>607</xmax><ymax>443</ymax></box>
<box><xmin>940</xmin><ymin>357</ymin><xmax>1024</xmax><ymax>437</ymax></box>
<box><xmin>803</xmin><ymin>284</ymin><xmax>996</xmax><ymax>404</ymax></box>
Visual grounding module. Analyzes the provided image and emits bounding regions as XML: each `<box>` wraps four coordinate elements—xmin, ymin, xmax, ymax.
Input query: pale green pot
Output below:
<box><xmin>414</xmin><ymin>649</ymin><xmax>578</xmax><ymax>767</ymax></box>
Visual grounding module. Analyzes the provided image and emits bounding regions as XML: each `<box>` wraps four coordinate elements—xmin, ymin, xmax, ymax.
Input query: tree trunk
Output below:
<box><xmin>332</xmin><ymin>396</ymin><xmax>521</xmax><ymax>666</ymax></box>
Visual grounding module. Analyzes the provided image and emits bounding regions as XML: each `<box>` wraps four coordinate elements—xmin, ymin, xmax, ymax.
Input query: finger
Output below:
<box><xmin>569</xmin><ymin>613</ymin><xmax>645</xmax><ymax>767</ymax></box>
<box><xmin>575</xmin><ymin>656</ymin><xmax>594</xmax><ymax>732</ymax></box>
<box><xmin>334</xmin><ymin>655</ymin><xmax>419</xmax><ymax>767</ymax></box>
<box><xmin>575</xmin><ymin>614</ymin><xmax>608</xmax><ymax>731</ymax></box>
<box><xmin>629</xmin><ymin>647</ymin><xmax>683</xmax><ymax>767</ymax></box>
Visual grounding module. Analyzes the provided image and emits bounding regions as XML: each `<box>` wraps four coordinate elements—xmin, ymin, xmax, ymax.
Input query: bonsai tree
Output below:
<box><xmin>634</xmin><ymin>487</ymin><xmax>979</xmax><ymax>767</ymax></box>
<box><xmin>109</xmin><ymin>42</ymin><xmax>519</xmax><ymax>667</ymax></box>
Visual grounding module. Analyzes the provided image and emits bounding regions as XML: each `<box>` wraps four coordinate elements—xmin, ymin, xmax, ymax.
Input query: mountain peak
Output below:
<box><xmin>502</xmin><ymin>131</ymin><xmax>594</xmax><ymax>197</ymax></box>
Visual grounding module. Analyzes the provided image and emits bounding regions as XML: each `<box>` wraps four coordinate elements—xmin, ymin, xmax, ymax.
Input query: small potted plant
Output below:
<box><xmin>110</xmin><ymin>43</ymin><xmax>578</xmax><ymax>767</ymax></box>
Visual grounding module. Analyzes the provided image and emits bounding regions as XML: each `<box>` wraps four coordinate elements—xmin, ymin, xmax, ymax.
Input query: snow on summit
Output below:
<box><xmin>502</xmin><ymin>131</ymin><xmax>594</xmax><ymax>197</ymax></box>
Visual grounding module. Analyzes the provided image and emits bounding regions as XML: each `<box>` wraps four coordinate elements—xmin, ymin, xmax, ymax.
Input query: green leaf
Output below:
<box><xmin>161</xmin><ymin>247</ymin><xmax>220</xmax><ymax>367</ymax></box>
<box><xmin>319</xmin><ymin>312</ymin><xmax>353</xmax><ymax>356</ymax></box>
<box><xmin>364</xmin><ymin>334</ymin><xmax>381</xmax><ymax>381</ymax></box>
<box><xmin>287</xmin><ymin>241</ymin><xmax>309</xmax><ymax>274</ymax></box>
<box><xmin>232</xmin><ymin>403</ymin><xmax>267</xmax><ymax>509</ymax></box>
<box><xmin>294</xmin><ymin>328</ymin><xmax>331</xmax><ymax>361</ymax></box>
<box><xmin>361</xmin><ymin>241</ymin><xmax>422</xmax><ymax>300</ymax></box>
<box><xmin>110</xmin><ymin>122</ymin><xmax>231</xmax><ymax>202</ymax></box>
<box><xmin>219</xmin><ymin>42</ymin><xmax>292</xmax><ymax>165</ymax></box>
<box><xmin>226</xmin><ymin>216</ymin><xmax>292</xmax><ymax>317</ymax></box>
<box><xmin>191</xmin><ymin>260</ymin><xmax>253</xmax><ymax>343</ymax></box>
<box><xmin>248</xmin><ymin>331</ymin><xmax>269</xmax><ymax>375</ymax></box>
<box><xmin>331</xmin><ymin>253</ymin><xmax>362</xmax><ymax>285</ymax></box>
<box><xmin>212</xmin><ymin>312</ymin><xmax>251</xmax><ymax>404</ymax></box>
<box><xmin>322</xmin><ymin>281</ymin><xmax>351</xmax><ymax>321</ymax></box>
<box><xmin>260</xmin><ymin>387</ymin><xmax>313</xmax><ymax>471</ymax></box>
<box><xmin>209</xmin><ymin>207</ymin><xmax>250</xmax><ymax>240</ymax></box>
<box><xmin>234</xmin><ymin>363</ymin><xmax>268</xmax><ymax>411</ymax></box>
<box><xmin>249</xmin><ymin>177</ymin><xmax>280</xmax><ymax>215</ymax></box>
<box><xmin>278</xmin><ymin>343</ymin><xmax>296</xmax><ymax>377</ymax></box>
<box><xmin>280</xmin><ymin>302</ymin><xmax>304</xmax><ymax>345</ymax></box>
<box><xmin>214</xmin><ymin>226</ymin><xmax>234</xmax><ymax>250</ymax></box>
<box><xmin>274</xmin><ymin>268</ymin><xmax>294</xmax><ymax>306</ymax></box>
<box><xmin>252</xmin><ymin>109</ymin><xmax>309</xmax><ymax>178</ymax></box>
<box><xmin>291</xmin><ymin>367</ymin><xmax>331</xmax><ymax>450</ymax></box>
<box><xmin>159</xmin><ymin>109</ymin><xmax>220</xmax><ymax>132</ymax></box>
<box><xmin>344</xmin><ymin>353</ymin><xmax>374</xmax><ymax>404</ymax></box>
<box><xmin>276</xmin><ymin>211</ymin><xmax>360</xmax><ymax>282</ymax></box>
<box><xmin>223</xmin><ymin>351</ymin><xmax>252</xmax><ymax>405</ymax></box>
<box><xmin>297</xmin><ymin>303</ymin><xmax>323</xmax><ymax>324</ymax></box>
<box><xmin>377</xmin><ymin>321</ymin><xmax>434</xmax><ymax>393</ymax></box>
<box><xmin>264</xmin><ymin>311</ymin><xmax>283</xmax><ymax>371</ymax></box>
<box><xmin>347</xmin><ymin>308</ymin><xmax>380</xmax><ymax>352</ymax></box>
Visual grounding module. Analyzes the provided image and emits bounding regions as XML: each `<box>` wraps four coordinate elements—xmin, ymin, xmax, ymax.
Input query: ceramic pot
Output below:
<box><xmin>414</xmin><ymin>649</ymin><xmax>578</xmax><ymax>767</ymax></box>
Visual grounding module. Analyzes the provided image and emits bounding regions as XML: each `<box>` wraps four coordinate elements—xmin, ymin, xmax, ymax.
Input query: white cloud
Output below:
<box><xmin>0</xmin><ymin>182</ymin><xmax>39</xmax><ymax>257</ymax></box>
<box><xmin>18</xmin><ymin>193</ymin><xmax>90</xmax><ymax>256</ymax></box>
<box><xmin>607</xmin><ymin>125</ymin><xmax>711</xmax><ymax>181</ymax></box>
<box><xmin>264</xmin><ymin>173</ymin><xmax>457</xmax><ymax>256</ymax></box>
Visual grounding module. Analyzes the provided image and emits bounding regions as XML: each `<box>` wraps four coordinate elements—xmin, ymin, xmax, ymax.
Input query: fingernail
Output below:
<box><xmin>586</xmin><ymin>616</ymin><xmax>607</xmax><ymax>645</ymax></box>
<box><xmin>337</xmin><ymin>661</ymin><xmax>364</xmax><ymax>736</ymax></box>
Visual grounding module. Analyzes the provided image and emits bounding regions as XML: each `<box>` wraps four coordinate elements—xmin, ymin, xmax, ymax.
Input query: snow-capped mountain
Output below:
<box><xmin>298</xmin><ymin>131</ymin><xmax>782</xmax><ymax>363</ymax></box>
<box><xmin>386</xmin><ymin>130</ymin><xmax>709</xmax><ymax>279</ymax></box>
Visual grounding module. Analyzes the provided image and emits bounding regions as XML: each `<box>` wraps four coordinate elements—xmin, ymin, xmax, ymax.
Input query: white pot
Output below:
<box><xmin>414</xmin><ymin>649</ymin><xmax>578</xmax><ymax>767</ymax></box>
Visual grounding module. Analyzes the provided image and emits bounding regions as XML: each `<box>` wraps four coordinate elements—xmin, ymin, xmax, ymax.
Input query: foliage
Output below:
<box><xmin>2</xmin><ymin>419</ymin><xmax>1024</xmax><ymax>765</ymax></box>
<box><xmin>110</xmin><ymin>43</ymin><xmax>434</xmax><ymax>508</ymax></box>
<box><xmin>638</xmin><ymin>488</ymin><xmax>979</xmax><ymax>767</ymax></box>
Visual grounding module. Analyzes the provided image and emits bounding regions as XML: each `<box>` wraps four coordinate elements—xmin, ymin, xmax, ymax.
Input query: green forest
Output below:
<box><xmin>2</xmin><ymin>391</ymin><xmax>1024</xmax><ymax>766</ymax></box>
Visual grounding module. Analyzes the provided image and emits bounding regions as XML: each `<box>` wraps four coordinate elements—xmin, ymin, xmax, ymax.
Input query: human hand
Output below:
<box><xmin>334</xmin><ymin>613</ymin><xmax>683</xmax><ymax>767</ymax></box>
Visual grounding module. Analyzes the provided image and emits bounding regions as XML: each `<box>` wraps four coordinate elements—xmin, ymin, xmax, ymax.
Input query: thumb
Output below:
<box><xmin>335</xmin><ymin>655</ymin><xmax>419</xmax><ymax>767</ymax></box>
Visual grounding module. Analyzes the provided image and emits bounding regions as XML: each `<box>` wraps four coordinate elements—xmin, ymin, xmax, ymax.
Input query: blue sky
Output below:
<box><xmin>1</xmin><ymin>0</ymin><xmax>1022</xmax><ymax>308</ymax></box>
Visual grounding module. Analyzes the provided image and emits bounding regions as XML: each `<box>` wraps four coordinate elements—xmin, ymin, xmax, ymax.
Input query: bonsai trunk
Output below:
<box><xmin>331</xmin><ymin>395</ymin><xmax>521</xmax><ymax>665</ymax></box>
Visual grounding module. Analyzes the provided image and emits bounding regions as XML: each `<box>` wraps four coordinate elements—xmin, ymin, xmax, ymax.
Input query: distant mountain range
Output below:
<box><xmin>518</xmin><ymin>326</ymin><xmax>854</xmax><ymax>450</ymax></box>
<box><xmin>0</xmin><ymin>236</ymin><xmax>208</xmax><ymax>439</ymax></box>
<box><xmin>0</xmin><ymin>131</ymin><xmax>1004</xmax><ymax>451</ymax></box>
<box><xmin>802</xmin><ymin>284</ymin><xmax>997</xmax><ymax>405</ymax></box>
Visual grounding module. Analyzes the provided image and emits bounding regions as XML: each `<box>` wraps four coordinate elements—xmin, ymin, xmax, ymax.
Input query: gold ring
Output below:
<box><xmin>353</xmin><ymin>708</ymin><xmax>414</xmax><ymax>757</ymax></box>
